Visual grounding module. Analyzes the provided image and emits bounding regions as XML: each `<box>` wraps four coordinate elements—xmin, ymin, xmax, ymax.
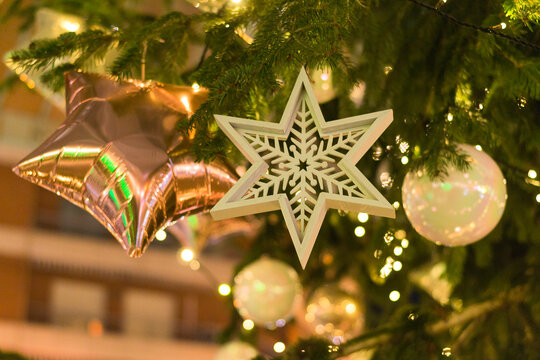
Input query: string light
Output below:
<box><xmin>401</xmin><ymin>239</ymin><xmax>409</xmax><ymax>248</ymax></box>
<box><xmin>475</xmin><ymin>145</ymin><xmax>483</xmax><ymax>151</ymax></box>
<box><xmin>218</xmin><ymin>283</ymin><xmax>231</xmax><ymax>296</ymax></box>
<box><xmin>389</xmin><ymin>290</ymin><xmax>401</xmax><ymax>302</ymax></box>
<box><xmin>155</xmin><ymin>229</ymin><xmax>167</xmax><ymax>241</ymax></box>
<box><xmin>273</xmin><ymin>342</ymin><xmax>286</xmax><ymax>353</ymax></box>
<box><xmin>536</xmin><ymin>194</ymin><xmax>540</xmax><ymax>203</ymax></box>
<box><xmin>189</xmin><ymin>260</ymin><xmax>200</xmax><ymax>271</ymax></box>
<box><xmin>354</xmin><ymin>226</ymin><xmax>366</xmax><ymax>237</ymax></box>
<box><xmin>192</xmin><ymin>83</ymin><xmax>200</xmax><ymax>92</ymax></box>
<box><xmin>61</xmin><ymin>20</ymin><xmax>80</xmax><ymax>32</ymax></box>
<box><xmin>393</xmin><ymin>201</ymin><xmax>400</xmax><ymax>209</ymax></box>
<box><xmin>446</xmin><ymin>113</ymin><xmax>453</xmax><ymax>122</ymax></box>
<box><xmin>243</xmin><ymin>319</ymin><xmax>255</xmax><ymax>330</ymax></box>
<box><xmin>392</xmin><ymin>261</ymin><xmax>403</xmax><ymax>271</ymax></box>
<box><xmin>442</xmin><ymin>347</ymin><xmax>452</xmax><ymax>357</ymax></box>
<box><xmin>528</xmin><ymin>169</ymin><xmax>537</xmax><ymax>179</ymax></box>
<box><xmin>401</xmin><ymin>156</ymin><xmax>409</xmax><ymax>165</ymax></box>
<box><xmin>500</xmin><ymin>22</ymin><xmax>507</xmax><ymax>29</ymax></box>
<box><xmin>393</xmin><ymin>246</ymin><xmax>403</xmax><ymax>256</ymax></box>
<box><xmin>178</xmin><ymin>248</ymin><xmax>195</xmax><ymax>262</ymax></box>
<box><xmin>357</xmin><ymin>212</ymin><xmax>369</xmax><ymax>223</ymax></box>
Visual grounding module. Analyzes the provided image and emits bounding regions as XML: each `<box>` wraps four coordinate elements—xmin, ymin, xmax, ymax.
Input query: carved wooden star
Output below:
<box><xmin>211</xmin><ymin>68</ymin><xmax>395</xmax><ymax>268</ymax></box>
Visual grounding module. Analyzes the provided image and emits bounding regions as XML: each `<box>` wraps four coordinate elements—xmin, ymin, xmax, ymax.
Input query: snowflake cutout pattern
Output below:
<box><xmin>211</xmin><ymin>68</ymin><xmax>395</xmax><ymax>268</ymax></box>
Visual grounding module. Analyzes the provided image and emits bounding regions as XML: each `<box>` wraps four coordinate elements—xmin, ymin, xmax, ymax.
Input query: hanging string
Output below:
<box><xmin>406</xmin><ymin>0</ymin><xmax>540</xmax><ymax>51</ymax></box>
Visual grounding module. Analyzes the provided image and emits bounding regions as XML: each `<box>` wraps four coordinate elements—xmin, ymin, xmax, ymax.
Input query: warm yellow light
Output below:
<box><xmin>401</xmin><ymin>156</ymin><xmax>409</xmax><ymax>165</ymax></box>
<box><xmin>536</xmin><ymin>194</ymin><xmax>540</xmax><ymax>203</ymax></box>
<box><xmin>389</xmin><ymin>290</ymin><xmax>400</xmax><ymax>302</ymax></box>
<box><xmin>179</xmin><ymin>248</ymin><xmax>194</xmax><ymax>262</ymax></box>
<box><xmin>345</xmin><ymin>303</ymin><xmax>357</xmax><ymax>314</ymax></box>
<box><xmin>243</xmin><ymin>319</ymin><xmax>255</xmax><ymax>330</ymax></box>
<box><xmin>320</xmin><ymin>72</ymin><xmax>329</xmax><ymax>81</ymax></box>
<box><xmin>446</xmin><ymin>113</ymin><xmax>453</xmax><ymax>121</ymax></box>
<box><xmin>393</xmin><ymin>201</ymin><xmax>400</xmax><ymax>209</ymax></box>
<box><xmin>232</xmin><ymin>0</ymin><xmax>242</xmax><ymax>3</ymax></box>
<box><xmin>273</xmin><ymin>342</ymin><xmax>286</xmax><ymax>353</ymax></box>
<box><xmin>189</xmin><ymin>260</ymin><xmax>200</xmax><ymax>271</ymax></box>
<box><xmin>528</xmin><ymin>169</ymin><xmax>537</xmax><ymax>179</ymax></box>
<box><xmin>395</xmin><ymin>229</ymin><xmax>406</xmax><ymax>240</ymax></box>
<box><xmin>155</xmin><ymin>229</ymin><xmax>167</xmax><ymax>241</ymax></box>
<box><xmin>354</xmin><ymin>226</ymin><xmax>366</xmax><ymax>237</ymax></box>
<box><xmin>475</xmin><ymin>145</ymin><xmax>483</xmax><ymax>151</ymax></box>
<box><xmin>192</xmin><ymin>83</ymin><xmax>200</xmax><ymax>93</ymax></box>
<box><xmin>357</xmin><ymin>213</ymin><xmax>369</xmax><ymax>223</ymax></box>
<box><xmin>393</xmin><ymin>261</ymin><xmax>403</xmax><ymax>271</ymax></box>
<box><xmin>401</xmin><ymin>239</ymin><xmax>409</xmax><ymax>248</ymax></box>
<box><xmin>500</xmin><ymin>22</ymin><xmax>507</xmax><ymax>29</ymax></box>
<box><xmin>442</xmin><ymin>347</ymin><xmax>452</xmax><ymax>357</ymax></box>
<box><xmin>180</xmin><ymin>95</ymin><xmax>192</xmax><ymax>114</ymax></box>
<box><xmin>61</xmin><ymin>20</ymin><xmax>80</xmax><ymax>32</ymax></box>
<box><xmin>218</xmin><ymin>284</ymin><xmax>231</xmax><ymax>296</ymax></box>
<box><xmin>393</xmin><ymin>246</ymin><xmax>403</xmax><ymax>256</ymax></box>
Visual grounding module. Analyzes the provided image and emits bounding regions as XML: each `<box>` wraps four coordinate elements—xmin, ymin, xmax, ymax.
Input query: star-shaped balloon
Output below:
<box><xmin>13</xmin><ymin>71</ymin><xmax>237</xmax><ymax>257</ymax></box>
<box><xmin>211</xmin><ymin>68</ymin><xmax>395</xmax><ymax>268</ymax></box>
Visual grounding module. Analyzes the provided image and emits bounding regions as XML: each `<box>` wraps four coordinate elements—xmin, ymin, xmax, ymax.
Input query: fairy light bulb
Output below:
<box><xmin>354</xmin><ymin>226</ymin><xmax>366</xmax><ymax>237</ymax></box>
<box><xmin>500</xmin><ymin>22</ymin><xmax>507</xmax><ymax>29</ymax></box>
<box><xmin>60</xmin><ymin>20</ymin><xmax>80</xmax><ymax>32</ymax></box>
<box><xmin>273</xmin><ymin>342</ymin><xmax>286</xmax><ymax>353</ymax></box>
<box><xmin>218</xmin><ymin>283</ymin><xmax>231</xmax><ymax>296</ymax></box>
<box><xmin>179</xmin><ymin>248</ymin><xmax>195</xmax><ymax>262</ymax></box>
<box><xmin>357</xmin><ymin>213</ymin><xmax>369</xmax><ymax>223</ymax></box>
<box><xmin>389</xmin><ymin>290</ymin><xmax>400</xmax><ymax>302</ymax></box>
<box><xmin>155</xmin><ymin>229</ymin><xmax>167</xmax><ymax>241</ymax></box>
<box><xmin>243</xmin><ymin>319</ymin><xmax>255</xmax><ymax>330</ymax></box>
<box><xmin>528</xmin><ymin>169</ymin><xmax>537</xmax><ymax>179</ymax></box>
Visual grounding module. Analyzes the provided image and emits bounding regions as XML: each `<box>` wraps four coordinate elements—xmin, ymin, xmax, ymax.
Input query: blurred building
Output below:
<box><xmin>0</xmin><ymin>2</ymin><xmax>234</xmax><ymax>359</ymax></box>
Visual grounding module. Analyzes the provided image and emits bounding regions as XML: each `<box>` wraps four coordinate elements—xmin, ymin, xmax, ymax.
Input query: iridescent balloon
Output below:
<box><xmin>303</xmin><ymin>285</ymin><xmax>364</xmax><ymax>345</ymax></box>
<box><xmin>402</xmin><ymin>144</ymin><xmax>506</xmax><ymax>246</ymax></box>
<box><xmin>13</xmin><ymin>71</ymin><xmax>237</xmax><ymax>257</ymax></box>
<box><xmin>233</xmin><ymin>258</ymin><xmax>302</xmax><ymax>326</ymax></box>
<box><xmin>215</xmin><ymin>342</ymin><xmax>258</xmax><ymax>360</ymax></box>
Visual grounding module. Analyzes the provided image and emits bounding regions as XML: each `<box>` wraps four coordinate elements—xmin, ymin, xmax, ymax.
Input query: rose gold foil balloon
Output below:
<box><xmin>13</xmin><ymin>71</ymin><xmax>237</xmax><ymax>257</ymax></box>
<box><xmin>402</xmin><ymin>144</ymin><xmax>506</xmax><ymax>246</ymax></box>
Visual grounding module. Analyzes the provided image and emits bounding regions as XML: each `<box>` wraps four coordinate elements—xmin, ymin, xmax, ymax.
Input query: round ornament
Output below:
<box><xmin>215</xmin><ymin>341</ymin><xmax>258</xmax><ymax>360</ymax></box>
<box><xmin>233</xmin><ymin>257</ymin><xmax>302</xmax><ymax>326</ymax></box>
<box><xmin>402</xmin><ymin>144</ymin><xmax>506</xmax><ymax>246</ymax></box>
<box><xmin>304</xmin><ymin>285</ymin><xmax>364</xmax><ymax>344</ymax></box>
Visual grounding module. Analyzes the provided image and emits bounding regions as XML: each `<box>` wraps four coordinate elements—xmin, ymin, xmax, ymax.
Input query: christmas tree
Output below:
<box><xmin>1</xmin><ymin>0</ymin><xmax>539</xmax><ymax>359</ymax></box>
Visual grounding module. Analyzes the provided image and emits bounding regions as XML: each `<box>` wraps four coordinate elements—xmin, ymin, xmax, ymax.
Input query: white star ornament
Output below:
<box><xmin>211</xmin><ymin>68</ymin><xmax>395</xmax><ymax>268</ymax></box>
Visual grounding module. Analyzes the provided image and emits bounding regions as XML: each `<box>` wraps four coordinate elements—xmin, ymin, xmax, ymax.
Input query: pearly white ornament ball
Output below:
<box><xmin>233</xmin><ymin>257</ymin><xmax>302</xmax><ymax>326</ymax></box>
<box><xmin>215</xmin><ymin>341</ymin><xmax>258</xmax><ymax>360</ymax></box>
<box><xmin>402</xmin><ymin>144</ymin><xmax>506</xmax><ymax>246</ymax></box>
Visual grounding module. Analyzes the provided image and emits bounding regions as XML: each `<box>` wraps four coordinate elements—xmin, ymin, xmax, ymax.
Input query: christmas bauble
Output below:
<box><xmin>233</xmin><ymin>258</ymin><xmax>302</xmax><ymax>326</ymax></box>
<box><xmin>310</xmin><ymin>67</ymin><xmax>336</xmax><ymax>103</ymax></box>
<box><xmin>304</xmin><ymin>285</ymin><xmax>364</xmax><ymax>344</ymax></box>
<box><xmin>215</xmin><ymin>341</ymin><xmax>258</xmax><ymax>360</ymax></box>
<box><xmin>402</xmin><ymin>144</ymin><xmax>506</xmax><ymax>246</ymax></box>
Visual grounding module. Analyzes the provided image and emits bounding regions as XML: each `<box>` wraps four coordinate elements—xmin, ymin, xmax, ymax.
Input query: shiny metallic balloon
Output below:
<box><xmin>233</xmin><ymin>257</ymin><xmax>302</xmax><ymax>326</ymax></box>
<box><xmin>13</xmin><ymin>71</ymin><xmax>237</xmax><ymax>257</ymax></box>
<box><xmin>402</xmin><ymin>144</ymin><xmax>507</xmax><ymax>246</ymax></box>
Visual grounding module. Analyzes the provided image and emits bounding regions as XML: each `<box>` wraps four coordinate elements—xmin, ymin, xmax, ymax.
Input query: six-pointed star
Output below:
<box><xmin>211</xmin><ymin>68</ymin><xmax>396</xmax><ymax>268</ymax></box>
